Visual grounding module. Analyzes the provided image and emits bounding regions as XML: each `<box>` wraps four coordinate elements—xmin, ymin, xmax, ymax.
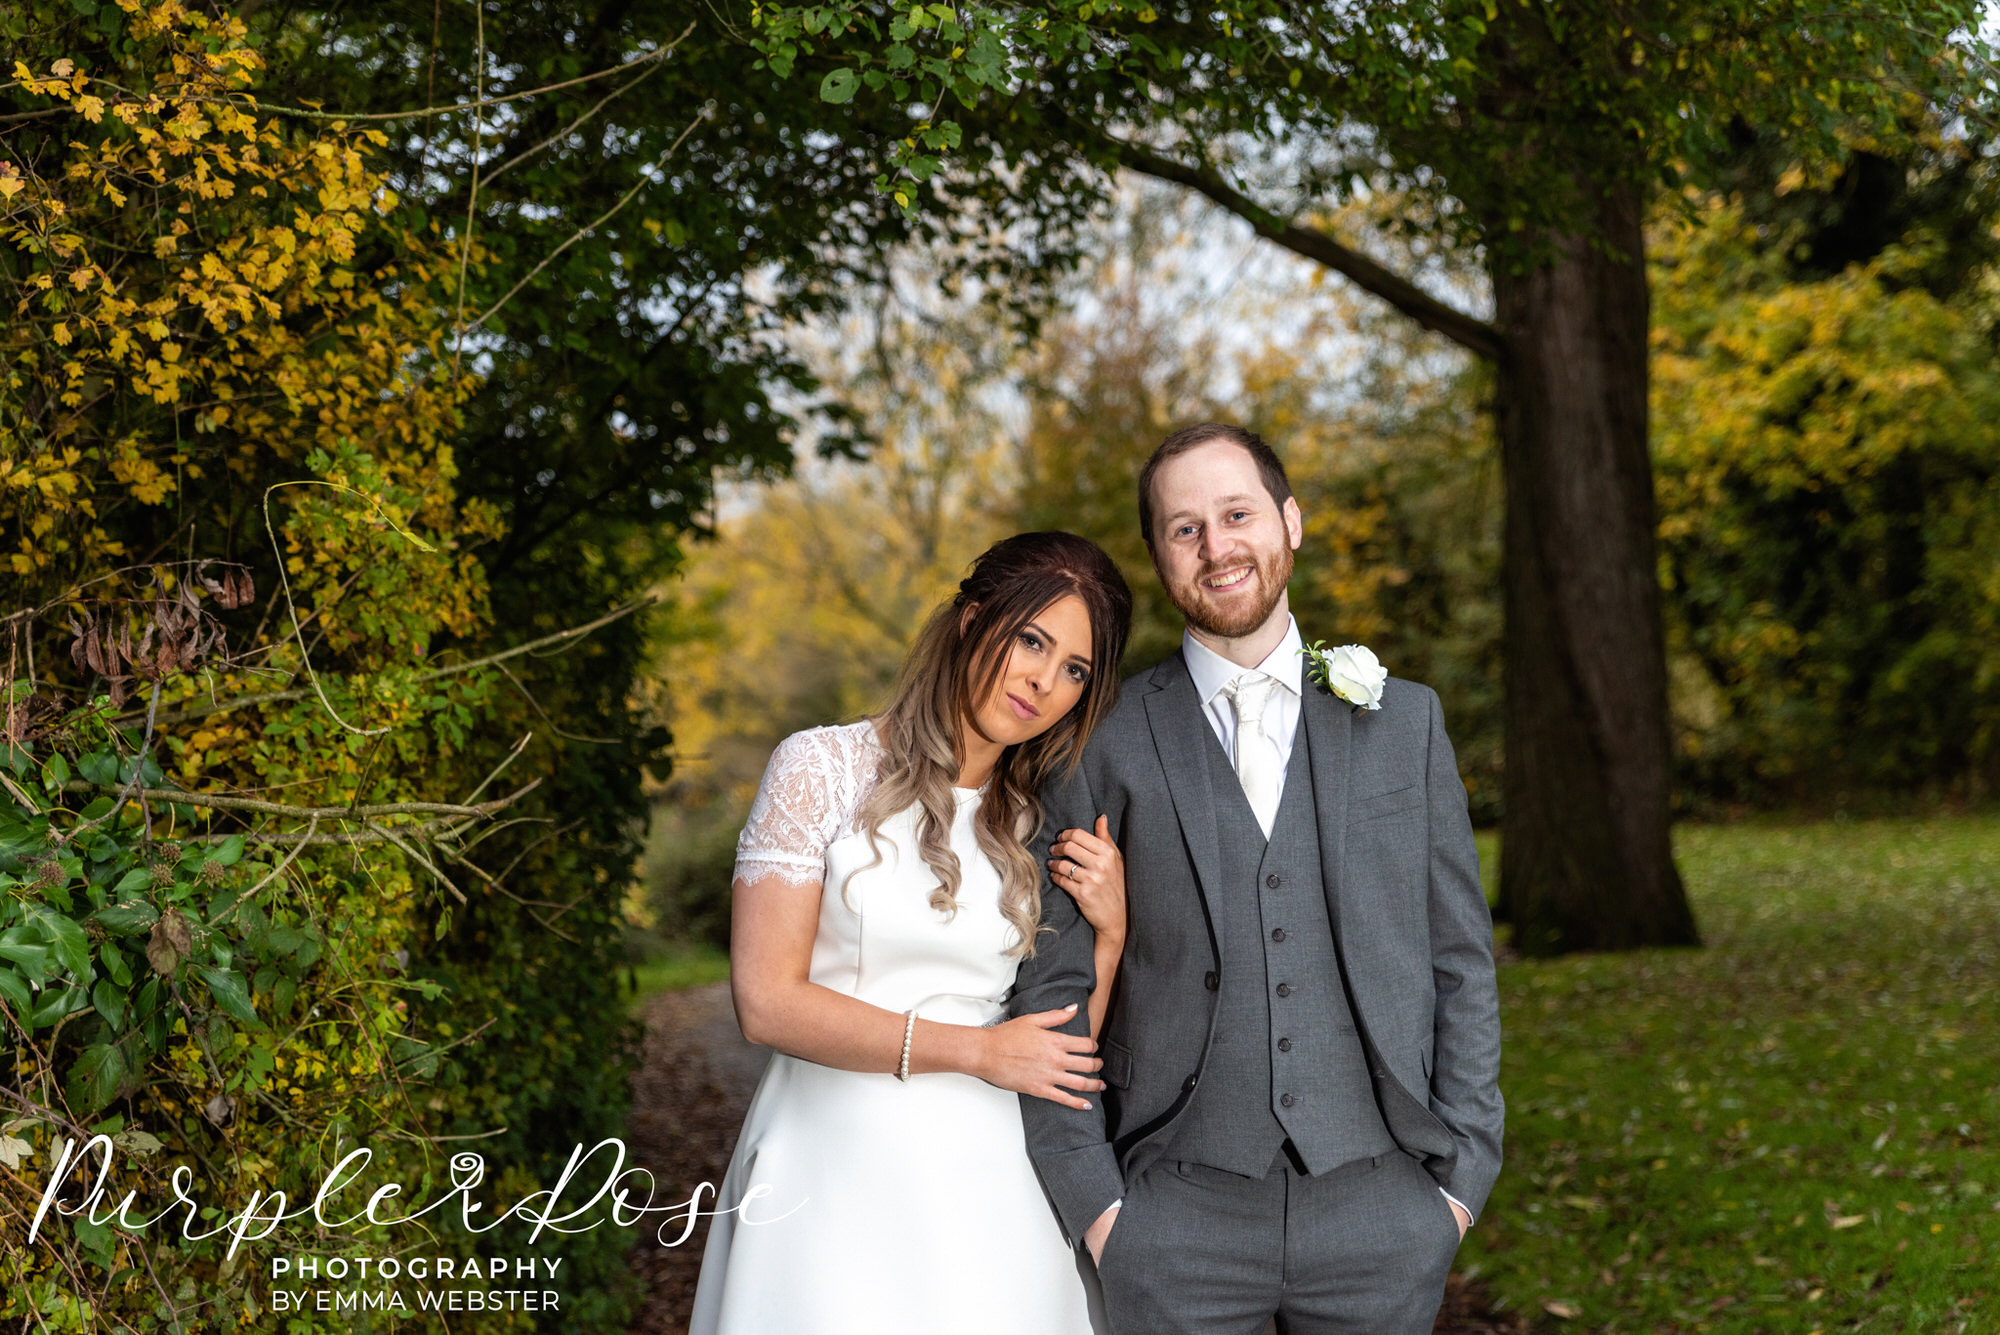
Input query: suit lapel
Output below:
<box><xmin>1300</xmin><ymin>676</ymin><xmax>1353</xmax><ymax>927</ymax></box>
<box><xmin>1142</xmin><ymin>653</ymin><xmax>1226</xmax><ymax>924</ymax></box>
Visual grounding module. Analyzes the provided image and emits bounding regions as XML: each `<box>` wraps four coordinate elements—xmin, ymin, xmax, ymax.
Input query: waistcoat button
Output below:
<box><xmin>1280</xmin><ymin>1092</ymin><xmax>1296</xmax><ymax>1108</ymax></box>
<box><xmin>1184</xmin><ymin>1073</ymin><xmax>1199</xmax><ymax>1092</ymax></box>
<box><xmin>1266</xmin><ymin>874</ymin><xmax>1281</xmax><ymax>888</ymax></box>
<box><xmin>1277</xmin><ymin>1037</ymin><xmax>1292</xmax><ymax>1052</ymax></box>
<box><xmin>1271</xmin><ymin>928</ymin><xmax>1286</xmax><ymax>943</ymax></box>
<box><xmin>1275</xmin><ymin>983</ymin><xmax>1292</xmax><ymax>998</ymax></box>
<box><xmin>1203</xmin><ymin>971</ymin><xmax>1219</xmax><ymax>991</ymax></box>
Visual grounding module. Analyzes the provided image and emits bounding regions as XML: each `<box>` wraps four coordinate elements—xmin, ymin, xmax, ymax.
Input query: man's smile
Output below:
<box><xmin>1202</xmin><ymin>565</ymin><xmax>1255</xmax><ymax>591</ymax></box>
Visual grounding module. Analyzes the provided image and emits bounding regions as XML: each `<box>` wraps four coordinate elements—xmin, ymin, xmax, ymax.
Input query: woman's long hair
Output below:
<box><xmin>849</xmin><ymin>531</ymin><xmax>1132</xmax><ymax>957</ymax></box>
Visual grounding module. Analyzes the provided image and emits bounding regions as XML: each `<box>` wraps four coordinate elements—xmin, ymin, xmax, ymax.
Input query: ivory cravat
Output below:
<box><xmin>1221</xmin><ymin>674</ymin><xmax>1280</xmax><ymax>837</ymax></box>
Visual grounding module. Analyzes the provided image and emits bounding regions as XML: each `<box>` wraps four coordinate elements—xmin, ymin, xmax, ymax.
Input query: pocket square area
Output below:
<box><xmin>1347</xmin><ymin>784</ymin><xmax>1423</xmax><ymax>824</ymax></box>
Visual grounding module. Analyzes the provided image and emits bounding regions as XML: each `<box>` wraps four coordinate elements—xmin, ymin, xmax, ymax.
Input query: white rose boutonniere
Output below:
<box><xmin>1301</xmin><ymin>640</ymin><xmax>1387</xmax><ymax>712</ymax></box>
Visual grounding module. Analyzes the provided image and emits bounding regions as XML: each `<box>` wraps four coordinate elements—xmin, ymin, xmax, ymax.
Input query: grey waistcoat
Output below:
<box><xmin>1163</xmin><ymin>714</ymin><xmax>1398</xmax><ymax>1177</ymax></box>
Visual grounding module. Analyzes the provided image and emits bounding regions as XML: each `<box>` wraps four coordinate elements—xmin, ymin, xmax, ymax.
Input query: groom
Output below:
<box><xmin>1012</xmin><ymin>423</ymin><xmax>1503</xmax><ymax>1333</ymax></box>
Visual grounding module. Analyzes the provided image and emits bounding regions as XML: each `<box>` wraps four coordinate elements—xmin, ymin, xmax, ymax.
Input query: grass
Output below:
<box><xmin>1462</xmin><ymin>814</ymin><xmax>2000</xmax><ymax>1333</ymax></box>
<box><xmin>624</xmin><ymin>941</ymin><xmax>731</xmax><ymax>1012</ymax></box>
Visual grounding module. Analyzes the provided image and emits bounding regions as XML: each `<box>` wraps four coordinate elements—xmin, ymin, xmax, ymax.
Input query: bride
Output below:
<box><xmin>688</xmin><ymin>530</ymin><xmax>1134</xmax><ymax>1334</ymax></box>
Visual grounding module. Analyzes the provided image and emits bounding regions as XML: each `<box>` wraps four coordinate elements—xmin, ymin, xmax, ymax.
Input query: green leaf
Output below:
<box><xmin>69</xmin><ymin>1045</ymin><xmax>126</xmax><ymax>1115</ymax></box>
<box><xmin>73</xmin><ymin>1213</ymin><xmax>116</xmax><ymax>1271</ymax></box>
<box><xmin>210</xmin><ymin>834</ymin><xmax>246</xmax><ymax>868</ymax></box>
<box><xmin>24</xmin><ymin>904</ymin><xmax>90</xmax><ymax>978</ymax></box>
<box><xmin>820</xmin><ymin>67</ymin><xmax>860</xmax><ymax>104</ymax></box>
<box><xmin>198</xmin><ymin>966</ymin><xmax>259</xmax><ymax>1027</ymax></box>
<box><xmin>92</xmin><ymin>978</ymin><xmax>126</xmax><ymax>1029</ymax></box>
<box><xmin>0</xmin><ymin>930</ymin><xmax>49</xmax><ymax>984</ymax></box>
<box><xmin>113</xmin><ymin>867</ymin><xmax>154</xmax><ymax>895</ymax></box>
<box><xmin>94</xmin><ymin>902</ymin><xmax>160</xmax><ymax>935</ymax></box>
<box><xmin>208</xmin><ymin>882</ymin><xmax>251</xmax><ymax>925</ymax></box>
<box><xmin>113</xmin><ymin>1128</ymin><xmax>162</xmax><ymax>1156</ymax></box>
<box><xmin>77</xmin><ymin>751</ymin><xmax>118</xmax><ymax>787</ymax></box>
<box><xmin>32</xmin><ymin>981</ymin><xmax>87</xmax><ymax>1028</ymax></box>
<box><xmin>1</xmin><ymin>742</ymin><xmax>31</xmax><ymax>778</ymax></box>
<box><xmin>0</xmin><ymin>967</ymin><xmax>30</xmax><ymax>1014</ymax></box>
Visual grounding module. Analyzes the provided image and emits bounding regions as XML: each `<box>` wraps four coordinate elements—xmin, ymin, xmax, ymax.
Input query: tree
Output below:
<box><xmin>754</xmin><ymin>0</ymin><xmax>1991</xmax><ymax>953</ymax></box>
<box><xmin>228</xmin><ymin>0</ymin><xmax>1098</xmax><ymax>1029</ymax></box>
<box><xmin>1652</xmin><ymin>163</ymin><xmax>2000</xmax><ymax>802</ymax></box>
<box><xmin>0</xmin><ymin>6</ymin><xmax>602</xmax><ymax>1323</ymax></box>
<box><xmin>650</xmin><ymin>189</ymin><xmax>1509</xmax><ymax>942</ymax></box>
<box><xmin>642</xmin><ymin>267</ymin><xmax>1019</xmax><ymax>941</ymax></box>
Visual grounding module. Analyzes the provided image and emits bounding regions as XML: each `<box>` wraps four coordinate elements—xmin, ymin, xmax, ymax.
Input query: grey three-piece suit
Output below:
<box><xmin>1010</xmin><ymin>650</ymin><xmax>1504</xmax><ymax>1334</ymax></box>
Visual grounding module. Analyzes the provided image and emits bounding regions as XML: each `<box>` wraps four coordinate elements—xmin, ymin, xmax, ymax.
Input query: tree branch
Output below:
<box><xmin>74</xmin><ymin>25</ymin><xmax>698</xmax><ymax>125</ymax></box>
<box><xmin>59</xmin><ymin>779</ymin><xmax>540</xmax><ymax>822</ymax></box>
<box><xmin>140</xmin><ymin>594</ymin><xmax>661</xmax><ymax>727</ymax></box>
<box><xmin>1085</xmin><ymin>131</ymin><xmax>1509</xmax><ymax>364</ymax></box>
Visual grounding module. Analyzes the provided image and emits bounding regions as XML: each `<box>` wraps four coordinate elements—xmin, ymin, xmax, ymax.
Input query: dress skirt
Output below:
<box><xmin>687</xmin><ymin>1048</ymin><xmax>1097</xmax><ymax>1334</ymax></box>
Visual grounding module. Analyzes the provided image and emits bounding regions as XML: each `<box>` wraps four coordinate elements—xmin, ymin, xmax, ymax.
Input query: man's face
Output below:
<box><xmin>1148</xmin><ymin>438</ymin><xmax>1303</xmax><ymax>640</ymax></box>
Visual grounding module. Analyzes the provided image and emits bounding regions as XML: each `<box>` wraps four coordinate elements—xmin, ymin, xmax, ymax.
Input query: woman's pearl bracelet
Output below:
<box><xmin>897</xmin><ymin>1009</ymin><xmax>917</xmax><ymax>1082</ymax></box>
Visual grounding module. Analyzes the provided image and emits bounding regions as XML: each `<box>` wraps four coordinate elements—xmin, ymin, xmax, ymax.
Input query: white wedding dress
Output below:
<box><xmin>687</xmin><ymin>721</ymin><xmax>1097</xmax><ymax>1335</ymax></box>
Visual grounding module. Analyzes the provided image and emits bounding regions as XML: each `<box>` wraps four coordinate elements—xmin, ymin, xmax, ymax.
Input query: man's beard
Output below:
<box><xmin>1164</xmin><ymin>543</ymin><xmax>1294</xmax><ymax>639</ymax></box>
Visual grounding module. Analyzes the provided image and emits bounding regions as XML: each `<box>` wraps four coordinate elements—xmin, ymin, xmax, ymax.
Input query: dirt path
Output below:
<box><xmin>620</xmin><ymin>982</ymin><xmax>1527</xmax><ymax>1335</ymax></box>
<box><xmin>621</xmin><ymin>983</ymin><xmax>768</xmax><ymax>1335</ymax></box>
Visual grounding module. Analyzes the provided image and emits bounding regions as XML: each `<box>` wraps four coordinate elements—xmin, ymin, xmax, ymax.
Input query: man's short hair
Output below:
<box><xmin>1137</xmin><ymin>422</ymin><xmax>1295</xmax><ymax>548</ymax></box>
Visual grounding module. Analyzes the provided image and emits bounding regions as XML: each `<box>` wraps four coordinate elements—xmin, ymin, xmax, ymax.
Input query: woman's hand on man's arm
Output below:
<box><xmin>731</xmin><ymin>872</ymin><xmax>1103</xmax><ymax>1103</ymax></box>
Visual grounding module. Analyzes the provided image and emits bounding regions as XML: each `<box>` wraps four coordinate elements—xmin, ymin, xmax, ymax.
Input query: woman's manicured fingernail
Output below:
<box><xmin>1081</xmin><ymin>1101</ymin><xmax>1092</xmax><ymax>1110</ymax></box>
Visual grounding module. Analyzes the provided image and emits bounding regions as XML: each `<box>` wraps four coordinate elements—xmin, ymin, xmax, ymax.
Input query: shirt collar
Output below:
<box><xmin>1181</xmin><ymin>615</ymin><xmax>1304</xmax><ymax>708</ymax></box>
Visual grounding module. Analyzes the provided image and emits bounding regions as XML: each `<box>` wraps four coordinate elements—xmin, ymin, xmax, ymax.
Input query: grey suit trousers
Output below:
<box><xmin>1093</xmin><ymin>1149</ymin><xmax>1461</xmax><ymax>1335</ymax></box>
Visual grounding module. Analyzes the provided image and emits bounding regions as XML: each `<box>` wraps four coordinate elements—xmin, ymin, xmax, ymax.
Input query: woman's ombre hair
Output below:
<box><xmin>850</xmin><ymin>531</ymin><xmax>1133</xmax><ymax>955</ymax></box>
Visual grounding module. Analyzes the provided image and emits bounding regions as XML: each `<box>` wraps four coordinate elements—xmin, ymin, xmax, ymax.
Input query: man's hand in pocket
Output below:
<box><xmin>1084</xmin><ymin>1204</ymin><xmax>1120</xmax><ymax>1265</ymax></box>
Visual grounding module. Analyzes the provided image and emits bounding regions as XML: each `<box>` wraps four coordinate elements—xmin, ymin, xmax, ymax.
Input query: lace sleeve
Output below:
<box><xmin>734</xmin><ymin>728</ymin><xmax>863</xmax><ymax>888</ymax></box>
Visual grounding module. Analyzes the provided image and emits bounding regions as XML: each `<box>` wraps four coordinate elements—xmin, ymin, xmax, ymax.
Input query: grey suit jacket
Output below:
<box><xmin>1010</xmin><ymin>650</ymin><xmax>1504</xmax><ymax>1245</ymax></box>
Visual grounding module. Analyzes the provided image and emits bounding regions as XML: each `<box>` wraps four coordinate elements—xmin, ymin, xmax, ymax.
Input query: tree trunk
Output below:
<box><xmin>1489</xmin><ymin>185</ymin><xmax>1701</xmax><ymax>955</ymax></box>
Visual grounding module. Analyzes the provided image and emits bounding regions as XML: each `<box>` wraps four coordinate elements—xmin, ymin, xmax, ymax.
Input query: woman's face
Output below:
<box><xmin>965</xmin><ymin>594</ymin><xmax>1096</xmax><ymax>751</ymax></box>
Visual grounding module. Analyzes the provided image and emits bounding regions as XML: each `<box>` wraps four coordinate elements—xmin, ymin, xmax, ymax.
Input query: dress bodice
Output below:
<box><xmin>735</xmin><ymin>722</ymin><xmax>1019</xmax><ymax>1027</ymax></box>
